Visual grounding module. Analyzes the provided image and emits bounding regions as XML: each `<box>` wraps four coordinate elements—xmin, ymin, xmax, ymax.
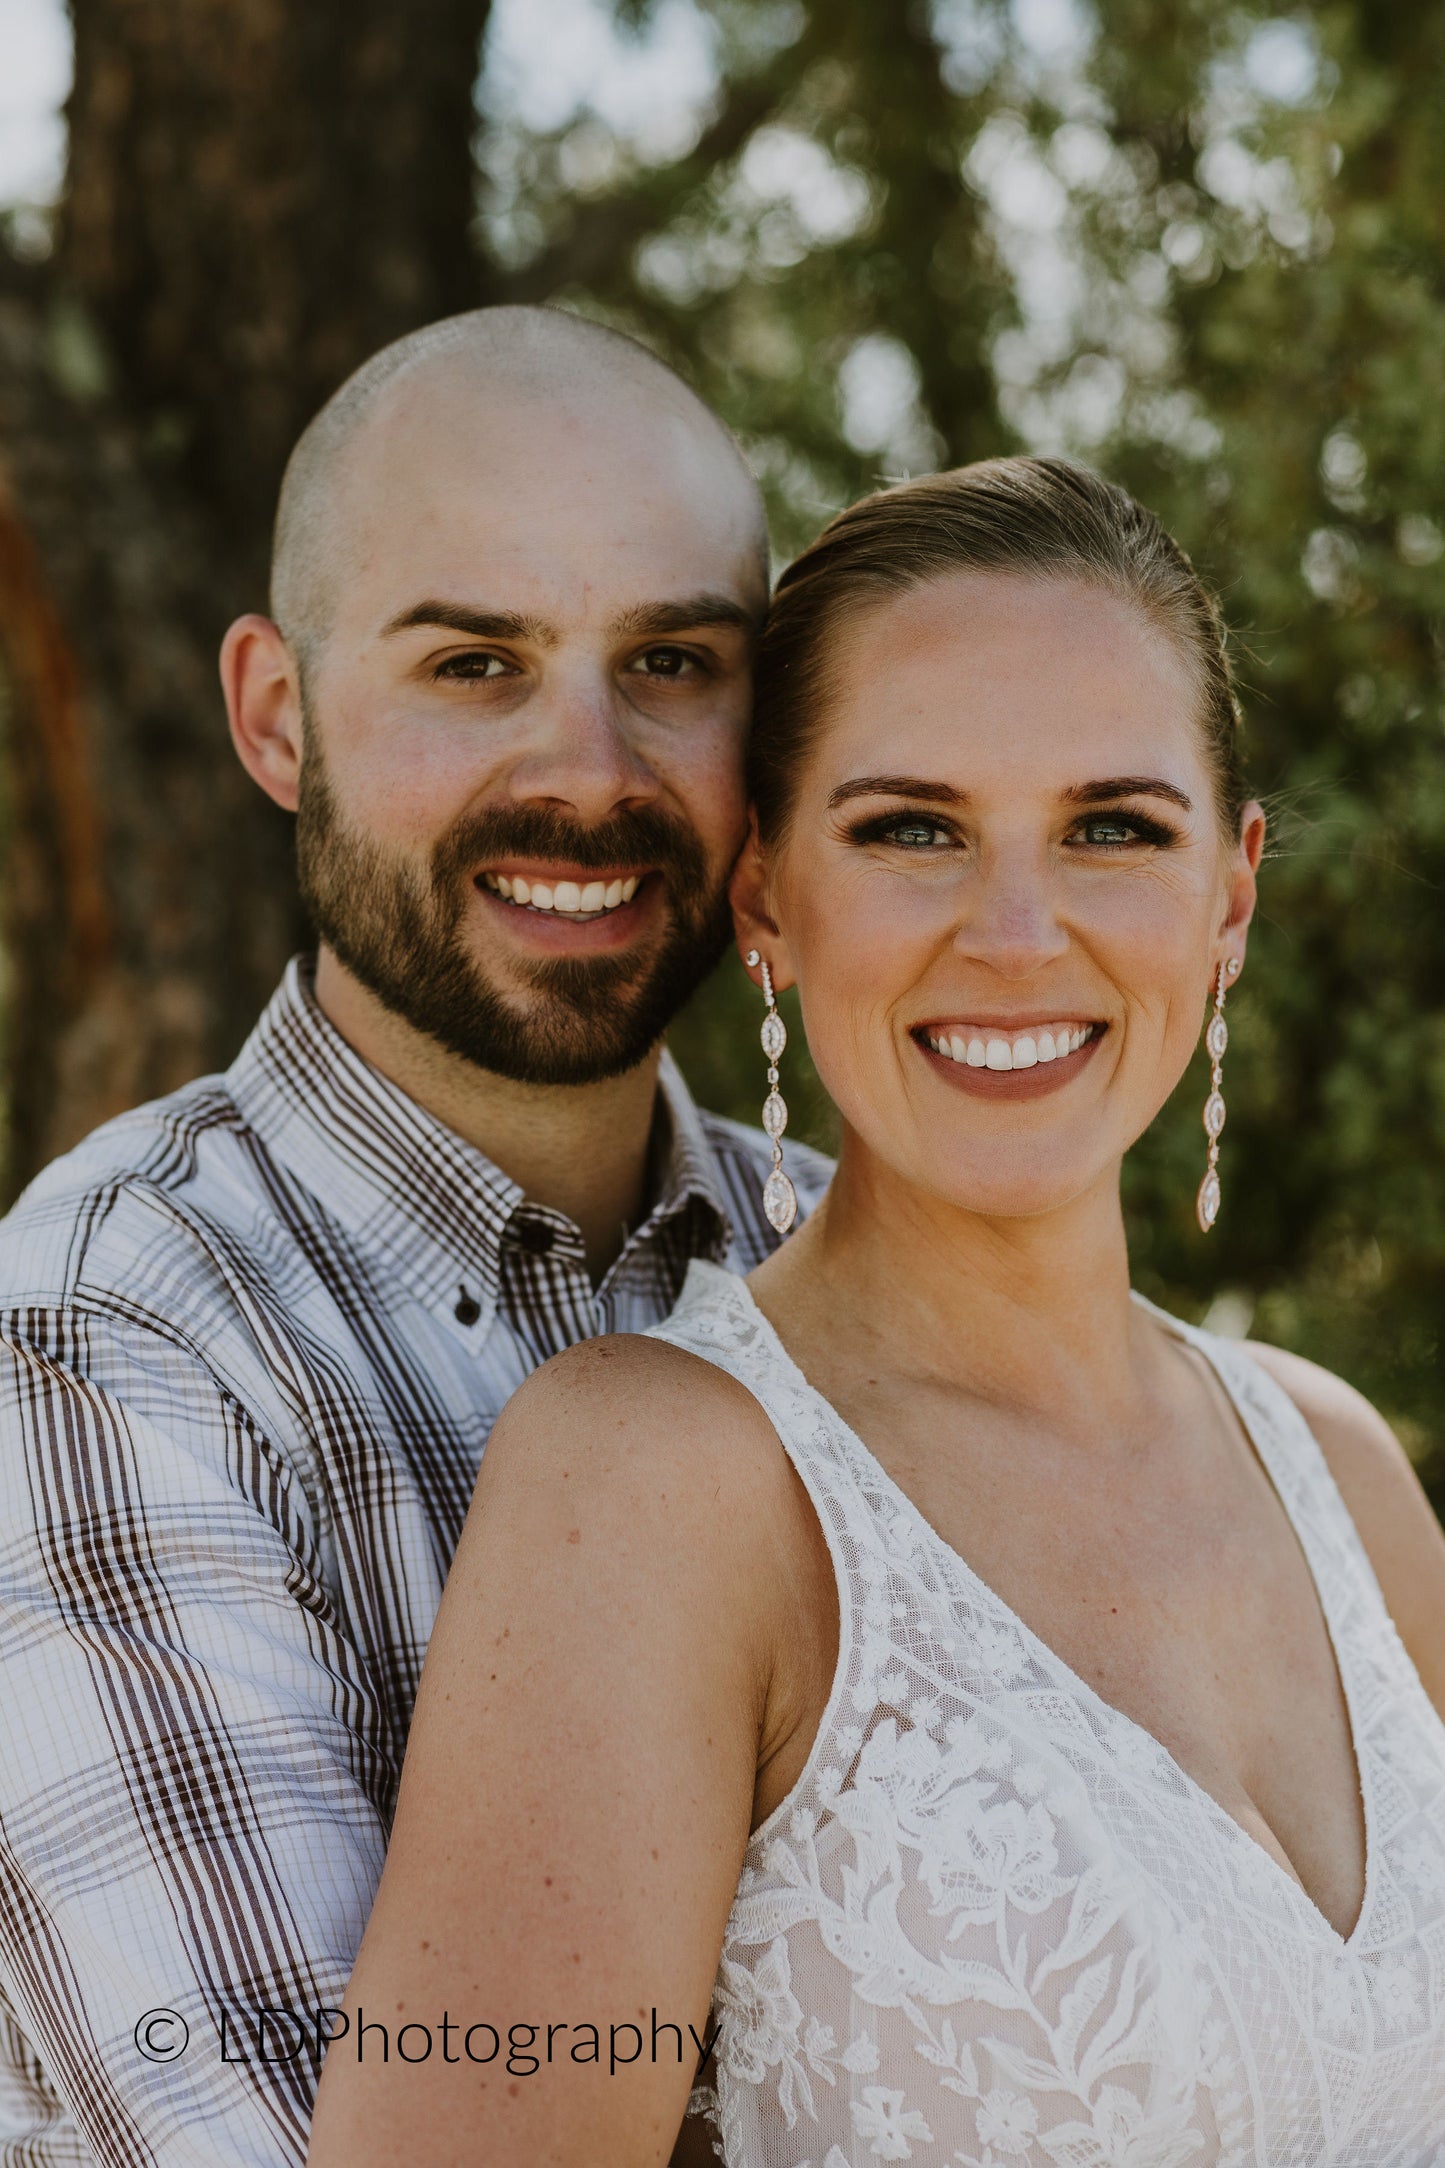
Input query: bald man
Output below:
<box><xmin>0</xmin><ymin>308</ymin><xmax>829</xmax><ymax>2167</ymax></box>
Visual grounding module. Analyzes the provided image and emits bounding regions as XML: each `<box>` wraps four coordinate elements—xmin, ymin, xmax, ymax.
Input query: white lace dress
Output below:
<box><xmin>648</xmin><ymin>1260</ymin><xmax>1445</xmax><ymax>2168</ymax></box>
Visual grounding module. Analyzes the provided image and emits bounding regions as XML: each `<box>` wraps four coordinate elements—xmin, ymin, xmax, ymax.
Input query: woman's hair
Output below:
<box><xmin>749</xmin><ymin>454</ymin><xmax>1246</xmax><ymax>845</ymax></box>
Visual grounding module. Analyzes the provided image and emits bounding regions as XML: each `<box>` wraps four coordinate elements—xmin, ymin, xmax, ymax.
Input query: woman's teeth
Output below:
<box><xmin>923</xmin><ymin>1023</ymin><xmax>1099</xmax><ymax>1071</ymax></box>
<box><xmin>482</xmin><ymin>872</ymin><xmax>640</xmax><ymax>916</ymax></box>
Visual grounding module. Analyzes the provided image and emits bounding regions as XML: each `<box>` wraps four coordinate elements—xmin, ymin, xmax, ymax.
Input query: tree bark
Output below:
<box><xmin>0</xmin><ymin>0</ymin><xmax>493</xmax><ymax>1198</ymax></box>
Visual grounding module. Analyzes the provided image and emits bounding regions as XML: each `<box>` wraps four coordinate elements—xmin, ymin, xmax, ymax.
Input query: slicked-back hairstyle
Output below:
<box><xmin>749</xmin><ymin>455</ymin><xmax>1246</xmax><ymax>846</ymax></box>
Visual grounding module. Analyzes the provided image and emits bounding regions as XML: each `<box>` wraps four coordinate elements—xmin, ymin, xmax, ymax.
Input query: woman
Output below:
<box><xmin>305</xmin><ymin>459</ymin><xmax>1445</xmax><ymax>2166</ymax></box>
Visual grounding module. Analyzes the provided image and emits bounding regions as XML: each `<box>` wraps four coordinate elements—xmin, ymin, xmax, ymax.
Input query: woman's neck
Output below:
<box><xmin>757</xmin><ymin>1130</ymin><xmax>1150</xmax><ymax>1437</ymax></box>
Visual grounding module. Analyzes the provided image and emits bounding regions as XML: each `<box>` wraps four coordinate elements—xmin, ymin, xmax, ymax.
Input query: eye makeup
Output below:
<box><xmin>840</xmin><ymin>801</ymin><xmax>1185</xmax><ymax>853</ymax></box>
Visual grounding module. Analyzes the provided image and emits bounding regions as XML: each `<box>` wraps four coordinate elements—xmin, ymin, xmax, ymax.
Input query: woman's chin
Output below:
<box><xmin>883</xmin><ymin>1152</ymin><xmax>1114</xmax><ymax>1224</ymax></box>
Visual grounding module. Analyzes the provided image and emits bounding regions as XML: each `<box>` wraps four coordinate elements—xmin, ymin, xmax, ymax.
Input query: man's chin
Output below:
<box><xmin>344</xmin><ymin>947</ymin><xmax>685</xmax><ymax>1087</ymax></box>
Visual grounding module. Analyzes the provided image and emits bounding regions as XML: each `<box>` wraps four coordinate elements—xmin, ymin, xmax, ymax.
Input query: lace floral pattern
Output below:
<box><xmin>650</xmin><ymin>1262</ymin><xmax>1445</xmax><ymax>2167</ymax></box>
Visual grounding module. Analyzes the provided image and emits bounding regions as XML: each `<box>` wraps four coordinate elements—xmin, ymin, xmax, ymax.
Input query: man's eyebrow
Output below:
<box><xmin>1062</xmin><ymin>775</ymin><xmax>1194</xmax><ymax>813</ymax></box>
<box><xmin>380</xmin><ymin>601</ymin><xmax>559</xmax><ymax>646</ymax></box>
<box><xmin>827</xmin><ymin>775</ymin><xmax>969</xmax><ymax>810</ymax></box>
<box><xmin>609</xmin><ymin>594</ymin><xmax>762</xmax><ymax>638</ymax></box>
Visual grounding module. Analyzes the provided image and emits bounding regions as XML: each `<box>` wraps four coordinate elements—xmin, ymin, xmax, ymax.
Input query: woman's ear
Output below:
<box><xmin>729</xmin><ymin>811</ymin><xmax>797</xmax><ymax>992</ymax></box>
<box><xmin>1218</xmin><ymin>798</ymin><xmax>1266</xmax><ymax>970</ymax></box>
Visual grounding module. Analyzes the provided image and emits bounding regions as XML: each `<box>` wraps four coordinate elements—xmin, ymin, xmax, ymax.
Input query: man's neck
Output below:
<box><xmin>313</xmin><ymin>949</ymin><xmax>665</xmax><ymax>1283</ymax></box>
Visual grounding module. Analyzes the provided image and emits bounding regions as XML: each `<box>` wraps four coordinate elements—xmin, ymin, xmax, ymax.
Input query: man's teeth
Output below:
<box><xmin>923</xmin><ymin>1023</ymin><xmax>1098</xmax><ymax>1070</ymax></box>
<box><xmin>482</xmin><ymin>872</ymin><xmax>641</xmax><ymax>915</ymax></box>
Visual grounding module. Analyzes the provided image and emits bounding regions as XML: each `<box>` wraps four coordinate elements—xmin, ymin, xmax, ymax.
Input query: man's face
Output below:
<box><xmin>292</xmin><ymin>366</ymin><xmax>765</xmax><ymax>1084</ymax></box>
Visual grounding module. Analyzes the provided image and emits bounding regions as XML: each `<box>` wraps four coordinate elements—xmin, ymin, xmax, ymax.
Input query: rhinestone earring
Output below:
<box><xmin>745</xmin><ymin>948</ymin><xmax>797</xmax><ymax>1235</ymax></box>
<box><xmin>1196</xmin><ymin>956</ymin><xmax>1241</xmax><ymax>1232</ymax></box>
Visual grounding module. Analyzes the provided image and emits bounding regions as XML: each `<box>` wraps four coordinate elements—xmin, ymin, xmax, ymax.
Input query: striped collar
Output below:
<box><xmin>227</xmin><ymin>956</ymin><xmax>732</xmax><ymax>1336</ymax></box>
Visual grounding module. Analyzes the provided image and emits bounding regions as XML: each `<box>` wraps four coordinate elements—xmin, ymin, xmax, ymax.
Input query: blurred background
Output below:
<box><xmin>0</xmin><ymin>0</ymin><xmax>1442</xmax><ymax>1502</ymax></box>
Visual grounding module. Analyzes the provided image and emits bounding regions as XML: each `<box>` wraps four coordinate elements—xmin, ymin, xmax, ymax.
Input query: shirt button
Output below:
<box><xmin>510</xmin><ymin>1218</ymin><xmax>556</xmax><ymax>1256</ymax></box>
<box><xmin>454</xmin><ymin>1292</ymin><xmax>481</xmax><ymax>1325</ymax></box>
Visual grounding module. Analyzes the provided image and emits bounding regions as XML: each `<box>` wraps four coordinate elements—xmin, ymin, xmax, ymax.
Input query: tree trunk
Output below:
<box><xmin>0</xmin><ymin>0</ymin><xmax>493</xmax><ymax>1199</ymax></box>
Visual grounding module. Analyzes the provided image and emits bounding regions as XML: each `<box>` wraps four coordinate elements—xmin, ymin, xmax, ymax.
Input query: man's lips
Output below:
<box><xmin>472</xmin><ymin>866</ymin><xmax>658</xmax><ymax>950</ymax></box>
<box><xmin>477</xmin><ymin>865</ymin><xmax>649</xmax><ymax>918</ymax></box>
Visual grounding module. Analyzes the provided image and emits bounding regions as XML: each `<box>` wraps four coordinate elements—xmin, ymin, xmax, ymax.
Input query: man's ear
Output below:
<box><xmin>220</xmin><ymin>615</ymin><xmax>306</xmax><ymax>812</ymax></box>
<box><xmin>728</xmin><ymin>811</ymin><xmax>796</xmax><ymax>992</ymax></box>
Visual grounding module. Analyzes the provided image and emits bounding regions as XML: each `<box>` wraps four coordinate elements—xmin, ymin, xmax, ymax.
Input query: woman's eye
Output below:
<box><xmin>433</xmin><ymin>652</ymin><xmax>513</xmax><ymax>681</ymax></box>
<box><xmin>850</xmin><ymin>814</ymin><xmax>954</xmax><ymax>850</ymax></box>
<box><xmin>1071</xmin><ymin>813</ymin><xmax>1175</xmax><ymax>849</ymax></box>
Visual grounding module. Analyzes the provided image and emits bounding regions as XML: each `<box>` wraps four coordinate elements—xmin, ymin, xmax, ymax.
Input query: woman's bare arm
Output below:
<box><xmin>305</xmin><ymin>1333</ymin><xmax>815</xmax><ymax>2168</ymax></box>
<box><xmin>1246</xmin><ymin>1340</ymin><xmax>1445</xmax><ymax>1718</ymax></box>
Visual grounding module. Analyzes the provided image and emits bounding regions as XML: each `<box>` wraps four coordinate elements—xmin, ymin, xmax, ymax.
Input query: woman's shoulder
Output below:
<box><xmin>480</xmin><ymin>1325</ymin><xmax>819</xmax><ymax>1594</ymax></box>
<box><xmin>477</xmin><ymin>1327</ymin><xmax>838</xmax><ymax>1775</ymax></box>
<box><xmin>490</xmin><ymin>1324</ymin><xmax>787</xmax><ymax>1474</ymax></box>
<box><xmin>1244</xmin><ymin>1339</ymin><xmax>1445</xmax><ymax>1713</ymax></box>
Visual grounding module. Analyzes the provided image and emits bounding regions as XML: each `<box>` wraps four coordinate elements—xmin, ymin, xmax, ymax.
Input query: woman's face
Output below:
<box><xmin>740</xmin><ymin>571</ymin><xmax>1265</xmax><ymax>1222</ymax></box>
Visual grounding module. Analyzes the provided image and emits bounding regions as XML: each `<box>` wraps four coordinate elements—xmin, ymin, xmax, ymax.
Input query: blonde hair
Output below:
<box><xmin>751</xmin><ymin>455</ymin><xmax>1245</xmax><ymax>842</ymax></box>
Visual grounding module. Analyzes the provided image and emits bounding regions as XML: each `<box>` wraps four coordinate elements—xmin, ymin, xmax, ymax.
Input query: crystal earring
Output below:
<box><xmin>1196</xmin><ymin>956</ymin><xmax>1241</xmax><ymax>1232</ymax></box>
<box><xmin>745</xmin><ymin>948</ymin><xmax>797</xmax><ymax>1235</ymax></box>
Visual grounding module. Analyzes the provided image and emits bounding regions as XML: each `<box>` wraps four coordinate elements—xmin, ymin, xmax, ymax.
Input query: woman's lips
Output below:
<box><xmin>914</xmin><ymin>1022</ymin><xmax>1107</xmax><ymax>1098</ymax></box>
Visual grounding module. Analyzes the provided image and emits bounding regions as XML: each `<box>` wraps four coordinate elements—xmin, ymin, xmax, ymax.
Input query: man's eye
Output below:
<box><xmin>433</xmin><ymin>652</ymin><xmax>513</xmax><ymax>681</ymax></box>
<box><xmin>630</xmin><ymin>646</ymin><xmax>701</xmax><ymax>679</ymax></box>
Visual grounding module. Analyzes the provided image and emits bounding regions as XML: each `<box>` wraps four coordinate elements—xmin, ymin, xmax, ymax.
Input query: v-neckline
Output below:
<box><xmin>704</xmin><ymin>1261</ymin><xmax>1377</xmax><ymax>1955</ymax></box>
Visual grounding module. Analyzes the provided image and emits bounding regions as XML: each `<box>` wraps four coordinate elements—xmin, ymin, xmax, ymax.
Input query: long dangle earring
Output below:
<box><xmin>1196</xmin><ymin>955</ymin><xmax>1241</xmax><ymax>1232</ymax></box>
<box><xmin>745</xmin><ymin>948</ymin><xmax>797</xmax><ymax>1235</ymax></box>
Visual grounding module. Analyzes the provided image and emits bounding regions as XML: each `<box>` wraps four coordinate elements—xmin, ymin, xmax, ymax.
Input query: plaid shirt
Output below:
<box><xmin>0</xmin><ymin>957</ymin><xmax>832</xmax><ymax>2167</ymax></box>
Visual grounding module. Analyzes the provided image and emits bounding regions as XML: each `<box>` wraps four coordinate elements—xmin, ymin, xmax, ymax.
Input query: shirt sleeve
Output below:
<box><xmin>0</xmin><ymin>1307</ymin><xmax>393</xmax><ymax>2167</ymax></box>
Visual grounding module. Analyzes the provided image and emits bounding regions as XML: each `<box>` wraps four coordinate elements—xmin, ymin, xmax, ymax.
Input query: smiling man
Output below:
<box><xmin>0</xmin><ymin>307</ymin><xmax>829</xmax><ymax>2167</ymax></box>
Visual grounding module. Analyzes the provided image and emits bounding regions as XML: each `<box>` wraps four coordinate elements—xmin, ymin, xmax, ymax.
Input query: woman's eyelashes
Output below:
<box><xmin>843</xmin><ymin>806</ymin><xmax>1185</xmax><ymax>854</ymax></box>
<box><xmin>1068</xmin><ymin>809</ymin><xmax>1183</xmax><ymax>851</ymax></box>
<box><xmin>846</xmin><ymin>811</ymin><xmax>957</xmax><ymax>851</ymax></box>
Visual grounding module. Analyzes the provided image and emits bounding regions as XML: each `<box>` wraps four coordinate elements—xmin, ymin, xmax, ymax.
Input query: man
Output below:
<box><xmin>0</xmin><ymin>306</ymin><xmax>830</xmax><ymax>2166</ymax></box>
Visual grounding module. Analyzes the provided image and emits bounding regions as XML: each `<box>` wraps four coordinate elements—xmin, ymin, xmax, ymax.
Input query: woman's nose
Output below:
<box><xmin>952</xmin><ymin>871</ymin><xmax>1070</xmax><ymax>978</ymax></box>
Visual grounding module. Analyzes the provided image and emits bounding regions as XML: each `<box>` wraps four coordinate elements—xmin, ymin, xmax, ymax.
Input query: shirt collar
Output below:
<box><xmin>227</xmin><ymin>958</ymin><xmax>731</xmax><ymax>1337</ymax></box>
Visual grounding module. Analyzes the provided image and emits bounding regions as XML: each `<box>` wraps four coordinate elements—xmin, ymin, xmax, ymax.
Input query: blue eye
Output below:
<box><xmin>1072</xmin><ymin>812</ymin><xmax>1179</xmax><ymax>849</ymax></box>
<box><xmin>848</xmin><ymin>812</ymin><xmax>954</xmax><ymax>850</ymax></box>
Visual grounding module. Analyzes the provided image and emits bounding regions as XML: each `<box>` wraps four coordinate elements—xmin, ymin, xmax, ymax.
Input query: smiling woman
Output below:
<box><xmin>303</xmin><ymin>458</ymin><xmax>1445</xmax><ymax>2168</ymax></box>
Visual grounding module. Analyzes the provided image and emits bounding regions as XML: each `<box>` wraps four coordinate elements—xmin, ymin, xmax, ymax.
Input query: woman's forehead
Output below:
<box><xmin>811</xmin><ymin>572</ymin><xmax>1208</xmax><ymax>795</ymax></box>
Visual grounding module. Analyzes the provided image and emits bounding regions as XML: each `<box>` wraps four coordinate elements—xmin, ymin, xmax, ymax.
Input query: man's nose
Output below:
<box><xmin>504</xmin><ymin>674</ymin><xmax>659</xmax><ymax>821</ymax></box>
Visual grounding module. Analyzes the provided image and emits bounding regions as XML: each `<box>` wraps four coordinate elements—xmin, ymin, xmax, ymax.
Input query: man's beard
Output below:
<box><xmin>293</xmin><ymin>735</ymin><xmax>735</xmax><ymax>1086</ymax></box>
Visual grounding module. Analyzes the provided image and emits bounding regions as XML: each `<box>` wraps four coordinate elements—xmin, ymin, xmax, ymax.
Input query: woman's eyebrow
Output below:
<box><xmin>827</xmin><ymin>774</ymin><xmax>969</xmax><ymax>809</ymax></box>
<box><xmin>1063</xmin><ymin>776</ymin><xmax>1194</xmax><ymax>812</ymax></box>
<box><xmin>826</xmin><ymin>774</ymin><xmax>1196</xmax><ymax>813</ymax></box>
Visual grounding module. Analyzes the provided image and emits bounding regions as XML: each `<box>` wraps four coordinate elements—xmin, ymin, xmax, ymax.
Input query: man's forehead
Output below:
<box><xmin>344</xmin><ymin>440</ymin><xmax>766</xmax><ymax>621</ymax></box>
